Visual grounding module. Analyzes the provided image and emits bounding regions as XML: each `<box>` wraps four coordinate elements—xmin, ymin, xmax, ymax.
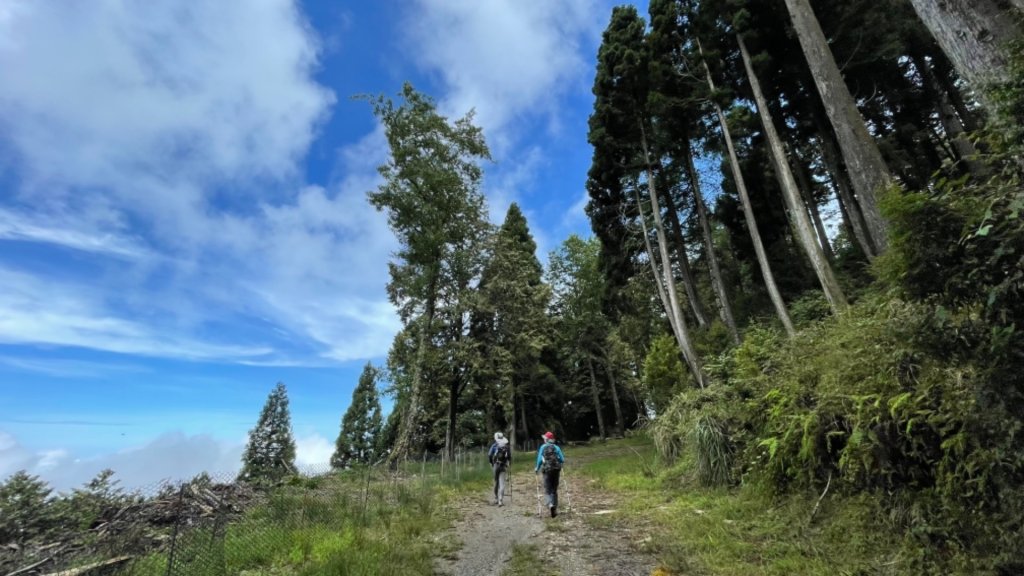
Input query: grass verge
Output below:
<box><xmin>573</xmin><ymin>437</ymin><xmax>908</xmax><ymax>576</ymax></box>
<box><xmin>128</xmin><ymin>455</ymin><xmax>494</xmax><ymax>576</ymax></box>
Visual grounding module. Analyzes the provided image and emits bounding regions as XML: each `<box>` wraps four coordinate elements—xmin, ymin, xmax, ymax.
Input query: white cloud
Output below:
<box><xmin>0</xmin><ymin>0</ymin><xmax>333</xmax><ymax>208</ymax></box>
<box><xmin>0</xmin><ymin>431</ymin><xmax>34</xmax><ymax>476</ymax></box>
<box><xmin>561</xmin><ymin>190</ymin><xmax>592</xmax><ymax>231</ymax></box>
<box><xmin>0</xmin><ymin>0</ymin><xmax>404</xmax><ymax>365</ymax></box>
<box><xmin>0</xmin><ymin>356</ymin><xmax>147</xmax><ymax>378</ymax></box>
<box><xmin>0</xmin><ymin>206</ymin><xmax>150</xmax><ymax>260</ymax></box>
<box><xmin>0</xmin><ymin>430</ymin><xmax>244</xmax><ymax>492</ymax></box>
<box><xmin>0</xmin><ymin>265</ymin><xmax>273</xmax><ymax>361</ymax></box>
<box><xmin>0</xmin><ymin>429</ymin><xmax>336</xmax><ymax>492</ymax></box>
<box><xmin>402</xmin><ymin>0</ymin><xmax>610</xmax><ymax>245</ymax></box>
<box><xmin>403</xmin><ymin>0</ymin><xmax>603</xmax><ymax>140</ymax></box>
<box><xmin>295</xmin><ymin>433</ymin><xmax>334</xmax><ymax>469</ymax></box>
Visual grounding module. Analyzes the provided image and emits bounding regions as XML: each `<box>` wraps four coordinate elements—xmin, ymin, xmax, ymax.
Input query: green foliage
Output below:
<box><xmin>131</xmin><ymin>471</ymin><xmax>454</xmax><ymax>576</ymax></box>
<box><xmin>59</xmin><ymin>469</ymin><xmax>134</xmax><ymax>531</ymax></box>
<box><xmin>641</xmin><ymin>334</ymin><xmax>687</xmax><ymax>416</ymax></box>
<box><xmin>693</xmin><ymin>414</ymin><xmax>732</xmax><ymax>487</ymax></box>
<box><xmin>731</xmin><ymin>298</ymin><xmax>1023</xmax><ymax>572</ymax></box>
<box><xmin>365</xmin><ymin>82</ymin><xmax>492</xmax><ymax>459</ymax></box>
<box><xmin>332</xmin><ymin>363</ymin><xmax>384</xmax><ymax>469</ymax></box>
<box><xmin>240</xmin><ymin>383</ymin><xmax>297</xmax><ymax>484</ymax></box>
<box><xmin>0</xmin><ymin>471</ymin><xmax>54</xmax><ymax>542</ymax></box>
<box><xmin>787</xmin><ymin>291</ymin><xmax>831</xmax><ymax>327</ymax></box>
<box><xmin>478</xmin><ymin>203</ymin><xmax>553</xmax><ymax>440</ymax></box>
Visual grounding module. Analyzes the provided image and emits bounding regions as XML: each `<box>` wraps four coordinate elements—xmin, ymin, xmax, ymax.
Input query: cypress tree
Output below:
<box><xmin>239</xmin><ymin>382</ymin><xmax>296</xmax><ymax>483</ymax></box>
<box><xmin>332</xmin><ymin>363</ymin><xmax>384</xmax><ymax>468</ymax></box>
<box><xmin>478</xmin><ymin>203</ymin><xmax>552</xmax><ymax>449</ymax></box>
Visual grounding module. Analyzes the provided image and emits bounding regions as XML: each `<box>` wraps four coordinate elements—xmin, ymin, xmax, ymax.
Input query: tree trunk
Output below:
<box><xmin>519</xmin><ymin>389</ymin><xmax>529</xmax><ymax>448</ymax></box>
<box><xmin>740</xmin><ymin>34</ymin><xmax>849</xmax><ymax>313</ymax></box>
<box><xmin>388</xmin><ymin>268</ymin><xmax>439</xmax><ymax>466</ymax></box>
<box><xmin>783</xmin><ymin>0</ymin><xmax>891</xmax><ymax>253</ymax></box>
<box><xmin>445</xmin><ymin>379</ymin><xmax>458</xmax><ymax>463</ymax></box>
<box><xmin>634</xmin><ymin>185</ymin><xmax>684</xmax><ymax>345</ymax></box>
<box><xmin>815</xmin><ymin>113</ymin><xmax>876</xmax><ymax>259</ymax></box>
<box><xmin>639</xmin><ymin>123</ymin><xmax>708</xmax><ymax>387</ymax></box>
<box><xmin>510</xmin><ymin>383</ymin><xmax>517</xmax><ymax>452</ymax></box>
<box><xmin>681</xmin><ymin>136</ymin><xmax>740</xmax><ymax>343</ymax></box>
<box><xmin>601</xmin><ymin>350</ymin><xmax>625</xmax><ymax>438</ymax></box>
<box><xmin>663</xmin><ymin>185</ymin><xmax>712</xmax><ymax>328</ymax></box>
<box><xmin>907</xmin><ymin>0</ymin><xmax>1018</xmax><ymax>109</ymax></box>
<box><xmin>698</xmin><ymin>39</ymin><xmax>795</xmax><ymax>336</ymax></box>
<box><xmin>912</xmin><ymin>52</ymin><xmax>988</xmax><ymax>177</ymax></box>
<box><xmin>791</xmin><ymin>150</ymin><xmax>837</xmax><ymax>263</ymax></box>
<box><xmin>586</xmin><ymin>355</ymin><xmax>607</xmax><ymax>440</ymax></box>
<box><xmin>931</xmin><ymin>50</ymin><xmax>982</xmax><ymax>132</ymax></box>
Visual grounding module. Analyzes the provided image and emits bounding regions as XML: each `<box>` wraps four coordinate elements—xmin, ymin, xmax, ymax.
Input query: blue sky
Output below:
<box><xmin>0</xmin><ymin>0</ymin><xmax>643</xmax><ymax>490</ymax></box>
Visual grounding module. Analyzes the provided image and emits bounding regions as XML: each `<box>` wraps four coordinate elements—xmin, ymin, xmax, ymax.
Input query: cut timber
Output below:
<box><xmin>39</xmin><ymin>556</ymin><xmax>132</xmax><ymax>576</ymax></box>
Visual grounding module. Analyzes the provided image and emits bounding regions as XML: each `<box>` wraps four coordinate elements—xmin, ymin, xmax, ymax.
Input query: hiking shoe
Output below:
<box><xmin>498</xmin><ymin>500</ymin><xmax>504</xmax><ymax>507</ymax></box>
<box><xmin>551</xmin><ymin>506</ymin><xmax>557</xmax><ymax>518</ymax></box>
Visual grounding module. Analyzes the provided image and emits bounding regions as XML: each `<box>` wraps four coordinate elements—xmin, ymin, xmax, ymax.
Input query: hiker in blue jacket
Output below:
<box><xmin>487</xmin><ymin>432</ymin><xmax>511</xmax><ymax>506</ymax></box>
<box><xmin>534</xmin><ymin>431</ymin><xmax>565</xmax><ymax>517</ymax></box>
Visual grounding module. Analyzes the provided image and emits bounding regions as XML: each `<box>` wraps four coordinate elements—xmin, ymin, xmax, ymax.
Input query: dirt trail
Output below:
<box><xmin>436</xmin><ymin>456</ymin><xmax>655</xmax><ymax>576</ymax></box>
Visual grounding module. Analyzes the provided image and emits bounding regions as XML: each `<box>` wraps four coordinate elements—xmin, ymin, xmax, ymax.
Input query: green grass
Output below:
<box><xmin>127</xmin><ymin>457</ymin><xmax>496</xmax><ymax>576</ymax></box>
<box><xmin>573</xmin><ymin>437</ymin><xmax>909</xmax><ymax>576</ymax></box>
<box><xmin>500</xmin><ymin>544</ymin><xmax>560</xmax><ymax>576</ymax></box>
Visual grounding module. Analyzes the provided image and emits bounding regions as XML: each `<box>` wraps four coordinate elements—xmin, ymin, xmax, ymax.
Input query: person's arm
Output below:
<box><xmin>557</xmin><ymin>446</ymin><xmax>565</xmax><ymax>464</ymax></box>
<box><xmin>535</xmin><ymin>447</ymin><xmax>543</xmax><ymax>472</ymax></box>
<box><xmin>488</xmin><ymin>443</ymin><xmax>496</xmax><ymax>464</ymax></box>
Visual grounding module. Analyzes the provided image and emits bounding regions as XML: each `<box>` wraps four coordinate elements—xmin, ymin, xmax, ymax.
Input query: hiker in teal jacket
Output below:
<box><xmin>534</xmin><ymin>431</ymin><xmax>565</xmax><ymax>517</ymax></box>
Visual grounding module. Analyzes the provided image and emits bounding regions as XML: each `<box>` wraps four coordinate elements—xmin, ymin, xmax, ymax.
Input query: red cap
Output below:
<box><xmin>543</xmin><ymin>431</ymin><xmax>555</xmax><ymax>440</ymax></box>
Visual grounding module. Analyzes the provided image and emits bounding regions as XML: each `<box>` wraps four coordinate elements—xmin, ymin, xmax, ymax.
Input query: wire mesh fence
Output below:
<box><xmin>1</xmin><ymin>446</ymin><xmax>494</xmax><ymax>576</ymax></box>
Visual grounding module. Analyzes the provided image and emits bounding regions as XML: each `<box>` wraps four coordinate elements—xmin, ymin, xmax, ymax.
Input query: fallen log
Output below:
<box><xmin>39</xmin><ymin>556</ymin><xmax>131</xmax><ymax>576</ymax></box>
<box><xmin>4</xmin><ymin>557</ymin><xmax>53</xmax><ymax>576</ymax></box>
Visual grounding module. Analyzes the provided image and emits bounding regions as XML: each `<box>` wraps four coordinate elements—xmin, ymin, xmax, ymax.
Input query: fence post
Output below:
<box><xmin>164</xmin><ymin>484</ymin><xmax>187</xmax><ymax>576</ymax></box>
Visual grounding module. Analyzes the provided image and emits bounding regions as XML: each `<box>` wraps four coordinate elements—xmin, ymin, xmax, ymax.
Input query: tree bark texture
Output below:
<box><xmin>783</xmin><ymin>0</ymin><xmax>891</xmax><ymax>253</ymax></box>
<box><xmin>740</xmin><ymin>34</ymin><xmax>849</xmax><ymax>313</ymax></box>
<box><xmin>908</xmin><ymin>0</ymin><xmax>1018</xmax><ymax>104</ymax></box>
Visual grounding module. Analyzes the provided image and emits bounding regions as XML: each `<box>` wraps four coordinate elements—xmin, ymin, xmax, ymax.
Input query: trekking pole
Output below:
<box><xmin>535</xmin><ymin>472</ymin><xmax>542</xmax><ymax>519</ymax></box>
<box><xmin>565</xmin><ymin>462</ymin><xmax>573</xmax><ymax>516</ymax></box>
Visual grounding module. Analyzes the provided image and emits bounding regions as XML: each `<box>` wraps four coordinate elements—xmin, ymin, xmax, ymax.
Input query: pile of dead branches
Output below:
<box><xmin>1</xmin><ymin>480</ymin><xmax>262</xmax><ymax>576</ymax></box>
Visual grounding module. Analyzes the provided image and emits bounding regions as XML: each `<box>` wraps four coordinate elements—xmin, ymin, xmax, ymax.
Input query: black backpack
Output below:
<box><xmin>541</xmin><ymin>444</ymin><xmax>561</xmax><ymax>472</ymax></box>
<box><xmin>493</xmin><ymin>443</ymin><xmax>510</xmax><ymax>466</ymax></box>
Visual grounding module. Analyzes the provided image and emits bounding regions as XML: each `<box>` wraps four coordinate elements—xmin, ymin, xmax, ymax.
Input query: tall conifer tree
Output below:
<box><xmin>478</xmin><ymin>203</ymin><xmax>552</xmax><ymax>449</ymax></box>
<box><xmin>331</xmin><ymin>363</ymin><xmax>383</xmax><ymax>468</ymax></box>
<box><xmin>240</xmin><ymin>382</ymin><xmax>296</xmax><ymax>483</ymax></box>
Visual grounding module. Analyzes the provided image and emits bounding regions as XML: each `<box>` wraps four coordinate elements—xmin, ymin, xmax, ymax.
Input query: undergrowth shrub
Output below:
<box><xmin>787</xmin><ymin>291</ymin><xmax>831</xmax><ymax>327</ymax></box>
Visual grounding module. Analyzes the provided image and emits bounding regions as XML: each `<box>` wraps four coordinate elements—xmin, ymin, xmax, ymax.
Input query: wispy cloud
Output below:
<box><xmin>0</xmin><ymin>207</ymin><xmax>151</xmax><ymax>260</ymax></box>
<box><xmin>0</xmin><ymin>265</ymin><xmax>273</xmax><ymax>361</ymax></box>
<box><xmin>0</xmin><ymin>355</ymin><xmax>148</xmax><ymax>378</ymax></box>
